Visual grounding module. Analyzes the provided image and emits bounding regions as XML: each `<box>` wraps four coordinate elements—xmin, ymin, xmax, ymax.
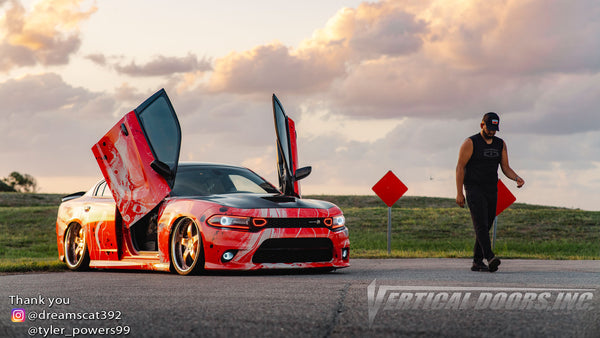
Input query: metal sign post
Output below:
<box><xmin>387</xmin><ymin>207</ymin><xmax>392</xmax><ymax>254</ymax></box>
<box><xmin>372</xmin><ymin>171</ymin><xmax>408</xmax><ymax>255</ymax></box>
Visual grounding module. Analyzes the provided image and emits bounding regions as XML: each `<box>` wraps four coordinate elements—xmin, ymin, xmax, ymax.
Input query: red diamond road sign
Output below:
<box><xmin>496</xmin><ymin>179</ymin><xmax>516</xmax><ymax>216</ymax></box>
<box><xmin>372</xmin><ymin>171</ymin><xmax>408</xmax><ymax>207</ymax></box>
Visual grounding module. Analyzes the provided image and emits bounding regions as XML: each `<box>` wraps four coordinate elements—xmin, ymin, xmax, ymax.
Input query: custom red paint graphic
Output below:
<box><xmin>56</xmin><ymin>89</ymin><xmax>350</xmax><ymax>275</ymax></box>
<box><xmin>91</xmin><ymin>111</ymin><xmax>171</xmax><ymax>227</ymax></box>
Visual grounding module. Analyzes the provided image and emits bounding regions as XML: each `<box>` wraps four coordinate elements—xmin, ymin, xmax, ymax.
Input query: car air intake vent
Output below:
<box><xmin>261</xmin><ymin>195</ymin><xmax>297</xmax><ymax>203</ymax></box>
<box><xmin>252</xmin><ymin>238</ymin><xmax>333</xmax><ymax>263</ymax></box>
<box><xmin>265</xmin><ymin>218</ymin><xmax>326</xmax><ymax>228</ymax></box>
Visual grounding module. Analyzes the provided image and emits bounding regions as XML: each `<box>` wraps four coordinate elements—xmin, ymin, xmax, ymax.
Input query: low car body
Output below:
<box><xmin>56</xmin><ymin>89</ymin><xmax>350</xmax><ymax>275</ymax></box>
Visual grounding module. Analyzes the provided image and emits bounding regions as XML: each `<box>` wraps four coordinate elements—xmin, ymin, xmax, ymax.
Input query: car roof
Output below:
<box><xmin>88</xmin><ymin>162</ymin><xmax>256</xmax><ymax>195</ymax></box>
<box><xmin>92</xmin><ymin>162</ymin><xmax>249</xmax><ymax>186</ymax></box>
<box><xmin>177</xmin><ymin>162</ymin><xmax>247</xmax><ymax>170</ymax></box>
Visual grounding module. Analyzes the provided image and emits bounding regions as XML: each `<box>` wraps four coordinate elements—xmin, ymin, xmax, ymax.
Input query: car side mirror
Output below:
<box><xmin>150</xmin><ymin>160</ymin><xmax>173</xmax><ymax>181</ymax></box>
<box><xmin>294</xmin><ymin>166</ymin><xmax>312</xmax><ymax>181</ymax></box>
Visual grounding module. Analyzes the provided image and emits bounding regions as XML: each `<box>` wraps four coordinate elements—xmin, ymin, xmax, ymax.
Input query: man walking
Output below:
<box><xmin>456</xmin><ymin>112</ymin><xmax>524</xmax><ymax>272</ymax></box>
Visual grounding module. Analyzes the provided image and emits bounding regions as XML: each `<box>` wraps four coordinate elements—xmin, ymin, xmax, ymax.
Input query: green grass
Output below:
<box><xmin>0</xmin><ymin>204</ymin><xmax>65</xmax><ymax>272</ymax></box>
<box><xmin>310</xmin><ymin>195</ymin><xmax>600</xmax><ymax>260</ymax></box>
<box><xmin>0</xmin><ymin>192</ymin><xmax>66</xmax><ymax>272</ymax></box>
<box><xmin>0</xmin><ymin>192</ymin><xmax>598</xmax><ymax>273</ymax></box>
<box><xmin>0</xmin><ymin>192</ymin><xmax>64</xmax><ymax>207</ymax></box>
<box><xmin>0</xmin><ymin>258</ymin><xmax>67</xmax><ymax>273</ymax></box>
<box><xmin>0</xmin><ymin>206</ymin><xmax>58</xmax><ymax>257</ymax></box>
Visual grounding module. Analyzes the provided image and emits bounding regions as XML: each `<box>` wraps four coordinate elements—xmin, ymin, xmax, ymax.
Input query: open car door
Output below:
<box><xmin>272</xmin><ymin>94</ymin><xmax>311</xmax><ymax>198</ymax></box>
<box><xmin>92</xmin><ymin>89</ymin><xmax>181</xmax><ymax>227</ymax></box>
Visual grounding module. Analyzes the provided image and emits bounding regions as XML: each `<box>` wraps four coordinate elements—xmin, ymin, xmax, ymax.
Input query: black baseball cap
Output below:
<box><xmin>483</xmin><ymin>112</ymin><xmax>500</xmax><ymax>131</ymax></box>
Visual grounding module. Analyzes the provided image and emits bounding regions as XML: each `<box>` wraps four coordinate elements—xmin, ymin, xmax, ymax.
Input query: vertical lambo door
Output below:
<box><xmin>92</xmin><ymin>89</ymin><xmax>181</xmax><ymax>255</ymax></box>
<box><xmin>272</xmin><ymin>94</ymin><xmax>312</xmax><ymax>197</ymax></box>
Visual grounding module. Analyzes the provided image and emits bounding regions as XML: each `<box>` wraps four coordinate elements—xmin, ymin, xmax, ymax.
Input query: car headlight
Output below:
<box><xmin>325</xmin><ymin>215</ymin><xmax>345</xmax><ymax>231</ymax></box>
<box><xmin>333</xmin><ymin>215</ymin><xmax>345</xmax><ymax>227</ymax></box>
<box><xmin>207</xmin><ymin>215</ymin><xmax>250</xmax><ymax>230</ymax></box>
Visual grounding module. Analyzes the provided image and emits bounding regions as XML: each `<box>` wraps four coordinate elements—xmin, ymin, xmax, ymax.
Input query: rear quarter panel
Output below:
<box><xmin>56</xmin><ymin>197</ymin><xmax>88</xmax><ymax>261</ymax></box>
<box><xmin>56</xmin><ymin>195</ymin><xmax>118</xmax><ymax>262</ymax></box>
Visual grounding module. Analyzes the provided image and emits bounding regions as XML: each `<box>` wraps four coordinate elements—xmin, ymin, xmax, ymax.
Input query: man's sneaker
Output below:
<box><xmin>488</xmin><ymin>257</ymin><xmax>501</xmax><ymax>272</ymax></box>
<box><xmin>471</xmin><ymin>262</ymin><xmax>489</xmax><ymax>272</ymax></box>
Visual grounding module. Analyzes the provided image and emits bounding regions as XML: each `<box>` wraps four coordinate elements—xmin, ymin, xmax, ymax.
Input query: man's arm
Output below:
<box><xmin>500</xmin><ymin>141</ymin><xmax>525</xmax><ymax>188</ymax></box>
<box><xmin>456</xmin><ymin>138</ymin><xmax>473</xmax><ymax>207</ymax></box>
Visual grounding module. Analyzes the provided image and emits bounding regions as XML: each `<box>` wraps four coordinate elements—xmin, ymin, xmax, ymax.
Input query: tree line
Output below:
<box><xmin>0</xmin><ymin>172</ymin><xmax>38</xmax><ymax>192</ymax></box>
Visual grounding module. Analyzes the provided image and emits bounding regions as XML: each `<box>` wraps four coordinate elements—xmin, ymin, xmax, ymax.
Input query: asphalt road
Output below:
<box><xmin>1</xmin><ymin>259</ymin><xmax>598</xmax><ymax>337</ymax></box>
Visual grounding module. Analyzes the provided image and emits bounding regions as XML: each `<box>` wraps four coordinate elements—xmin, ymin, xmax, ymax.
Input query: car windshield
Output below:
<box><xmin>171</xmin><ymin>166</ymin><xmax>279</xmax><ymax>196</ymax></box>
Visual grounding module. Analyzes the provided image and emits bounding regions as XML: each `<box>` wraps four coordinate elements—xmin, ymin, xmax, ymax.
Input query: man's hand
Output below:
<box><xmin>516</xmin><ymin>176</ymin><xmax>525</xmax><ymax>188</ymax></box>
<box><xmin>456</xmin><ymin>192</ymin><xmax>466</xmax><ymax>208</ymax></box>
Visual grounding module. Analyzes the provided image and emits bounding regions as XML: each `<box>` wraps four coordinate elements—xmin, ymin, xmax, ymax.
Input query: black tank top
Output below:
<box><xmin>464</xmin><ymin>133</ymin><xmax>503</xmax><ymax>185</ymax></box>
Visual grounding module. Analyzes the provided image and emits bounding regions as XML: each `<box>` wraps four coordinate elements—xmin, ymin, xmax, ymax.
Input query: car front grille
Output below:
<box><xmin>252</xmin><ymin>238</ymin><xmax>333</xmax><ymax>264</ymax></box>
<box><xmin>264</xmin><ymin>218</ymin><xmax>327</xmax><ymax>229</ymax></box>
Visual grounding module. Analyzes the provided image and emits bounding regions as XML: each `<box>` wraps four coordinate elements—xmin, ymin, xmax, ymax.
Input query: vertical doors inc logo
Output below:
<box><xmin>367</xmin><ymin>280</ymin><xmax>595</xmax><ymax>327</ymax></box>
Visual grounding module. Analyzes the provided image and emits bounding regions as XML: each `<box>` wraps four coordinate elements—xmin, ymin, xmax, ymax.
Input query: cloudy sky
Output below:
<box><xmin>1</xmin><ymin>0</ymin><xmax>599</xmax><ymax>210</ymax></box>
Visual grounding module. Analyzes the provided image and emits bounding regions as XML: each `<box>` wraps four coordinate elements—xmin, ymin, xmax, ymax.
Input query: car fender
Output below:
<box><xmin>157</xmin><ymin>199</ymin><xmax>214</xmax><ymax>264</ymax></box>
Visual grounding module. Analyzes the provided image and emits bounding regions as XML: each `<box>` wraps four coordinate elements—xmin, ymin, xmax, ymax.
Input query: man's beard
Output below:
<box><xmin>482</xmin><ymin>130</ymin><xmax>495</xmax><ymax>140</ymax></box>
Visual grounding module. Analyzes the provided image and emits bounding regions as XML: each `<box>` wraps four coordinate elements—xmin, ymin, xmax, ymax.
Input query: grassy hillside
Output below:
<box><xmin>0</xmin><ymin>192</ymin><xmax>598</xmax><ymax>273</ymax></box>
<box><xmin>0</xmin><ymin>192</ymin><xmax>64</xmax><ymax>207</ymax></box>
<box><xmin>309</xmin><ymin>195</ymin><xmax>599</xmax><ymax>260</ymax></box>
<box><xmin>0</xmin><ymin>192</ymin><xmax>63</xmax><ymax>272</ymax></box>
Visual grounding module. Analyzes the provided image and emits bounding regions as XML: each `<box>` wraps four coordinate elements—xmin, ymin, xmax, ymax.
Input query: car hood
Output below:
<box><xmin>175</xmin><ymin>193</ymin><xmax>337</xmax><ymax>210</ymax></box>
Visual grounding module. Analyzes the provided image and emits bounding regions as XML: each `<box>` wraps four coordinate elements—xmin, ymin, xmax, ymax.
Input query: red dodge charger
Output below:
<box><xmin>56</xmin><ymin>89</ymin><xmax>350</xmax><ymax>275</ymax></box>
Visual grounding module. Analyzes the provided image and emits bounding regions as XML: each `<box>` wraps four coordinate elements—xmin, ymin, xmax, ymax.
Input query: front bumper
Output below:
<box><xmin>201</xmin><ymin>226</ymin><xmax>350</xmax><ymax>270</ymax></box>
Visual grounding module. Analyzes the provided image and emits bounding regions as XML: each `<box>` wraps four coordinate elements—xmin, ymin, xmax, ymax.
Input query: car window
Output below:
<box><xmin>101</xmin><ymin>185</ymin><xmax>114</xmax><ymax>198</ymax></box>
<box><xmin>137</xmin><ymin>96</ymin><xmax>180</xmax><ymax>169</ymax></box>
<box><xmin>94</xmin><ymin>181</ymin><xmax>114</xmax><ymax>198</ymax></box>
<box><xmin>94</xmin><ymin>181</ymin><xmax>106</xmax><ymax>197</ymax></box>
<box><xmin>273</xmin><ymin>99</ymin><xmax>291</xmax><ymax>172</ymax></box>
<box><xmin>172</xmin><ymin>167</ymin><xmax>279</xmax><ymax>196</ymax></box>
<box><xmin>230</xmin><ymin>174</ymin><xmax>271</xmax><ymax>193</ymax></box>
<box><xmin>134</xmin><ymin>90</ymin><xmax>181</xmax><ymax>185</ymax></box>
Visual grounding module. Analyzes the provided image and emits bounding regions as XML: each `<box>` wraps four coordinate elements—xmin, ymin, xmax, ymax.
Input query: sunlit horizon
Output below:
<box><xmin>2</xmin><ymin>0</ymin><xmax>599</xmax><ymax>212</ymax></box>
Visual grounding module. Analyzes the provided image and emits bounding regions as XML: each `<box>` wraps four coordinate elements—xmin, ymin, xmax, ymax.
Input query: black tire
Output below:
<box><xmin>170</xmin><ymin>218</ymin><xmax>204</xmax><ymax>275</ymax></box>
<box><xmin>64</xmin><ymin>223</ymin><xmax>90</xmax><ymax>270</ymax></box>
